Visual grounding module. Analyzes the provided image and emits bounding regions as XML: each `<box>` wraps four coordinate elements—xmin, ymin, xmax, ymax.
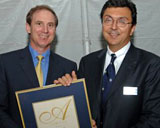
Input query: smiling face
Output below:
<box><xmin>26</xmin><ymin>9</ymin><xmax>56</xmax><ymax>54</ymax></box>
<box><xmin>102</xmin><ymin>7</ymin><xmax>136</xmax><ymax>52</ymax></box>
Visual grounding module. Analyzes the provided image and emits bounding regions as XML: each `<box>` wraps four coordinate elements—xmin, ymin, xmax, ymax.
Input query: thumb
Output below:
<box><xmin>72</xmin><ymin>71</ymin><xmax>77</xmax><ymax>81</ymax></box>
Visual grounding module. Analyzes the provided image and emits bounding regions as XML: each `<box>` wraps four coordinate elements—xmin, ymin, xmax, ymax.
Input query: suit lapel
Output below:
<box><xmin>19</xmin><ymin>46</ymin><xmax>39</xmax><ymax>88</ymax></box>
<box><xmin>105</xmin><ymin>45</ymin><xmax>138</xmax><ymax>101</ymax></box>
<box><xmin>46</xmin><ymin>52</ymin><xmax>54</xmax><ymax>85</ymax></box>
<box><xmin>97</xmin><ymin>49</ymin><xmax>107</xmax><ymax>85</ymax></box>
<box><xmin>95</xmin><ymin>49</ymin><xmax>107</xmax><ymax>106</ymax></box>
<box><xmin>46</xmin><ymin>52</ymin><xmax>62</xmax><ymax>85</ymax></box>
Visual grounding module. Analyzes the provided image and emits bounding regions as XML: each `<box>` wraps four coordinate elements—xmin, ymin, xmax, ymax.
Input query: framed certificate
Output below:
<box><xmin>15</xmin><ymin>78</ymin><xmax>92</xmax><ymax>128</ymax></box>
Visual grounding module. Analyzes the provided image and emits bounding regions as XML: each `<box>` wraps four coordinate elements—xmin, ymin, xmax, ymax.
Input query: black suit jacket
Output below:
<box><xmin>0</xmin><ymin>46</ymin><xmax>77</xmax><ymax>128</ymax></box>
<box><xmin>78</xmin><ymin>44</ymin><xmax>160</xmax><ymax>128</ymax></box>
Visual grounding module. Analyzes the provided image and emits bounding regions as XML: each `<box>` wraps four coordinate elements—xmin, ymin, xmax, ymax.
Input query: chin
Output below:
<box><xmin>107</xmin><ymin>40</ymin><xmax>119</xmax><ymax>45</ymax></box>
<box><xmin>41</xmin><ymin>42</ymin><xmax>52</xmax><ymax>47</ymax></box>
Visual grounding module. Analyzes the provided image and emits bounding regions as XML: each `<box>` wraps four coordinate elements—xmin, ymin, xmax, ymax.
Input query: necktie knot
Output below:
<box><xmin>37</xmin><ymin>55</ymin><xmax>43</xmax><ymax>61</ymax></box>
<box><xmin>105</xmin><ymin>54</ymin><xmax>116</xmax><ymax>73</ymax></box>
<box><xmin>110</xmin><ymin>54</ymin><xmax>116</xmax><ymax>64</ymax></box>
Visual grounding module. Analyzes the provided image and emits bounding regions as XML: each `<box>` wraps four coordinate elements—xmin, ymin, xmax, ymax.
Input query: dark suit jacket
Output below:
<box><xmin>0</xmin><ymin>46</ymin><xmax>77</xmax><ymax>128</ymax></box>
<box><xmin>78</xmin><ymin>44</ymin><xmax>160</xmax><ymax>128</ymax></box>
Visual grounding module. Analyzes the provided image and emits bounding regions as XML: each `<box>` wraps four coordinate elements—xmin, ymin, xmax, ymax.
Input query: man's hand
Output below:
<box><xmin>54</xmin><ymin>71</ymin><xmax>77</xmax><ymax>86</ymax></box>
<box><xmin>92</xmin><ymin>119</ymin><xmax>97</xmax><ymax>128</ymax></box>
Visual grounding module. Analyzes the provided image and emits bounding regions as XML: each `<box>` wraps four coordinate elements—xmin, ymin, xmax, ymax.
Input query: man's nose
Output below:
<box><xmin>42</xmin><ymin>25</ymin><xmax>49</xmax><ymax>33</ymax></box>
<box><xmin>111</xmin><ymin>20</ymin><xmax>118</xmax><ymax>29</ymax></box>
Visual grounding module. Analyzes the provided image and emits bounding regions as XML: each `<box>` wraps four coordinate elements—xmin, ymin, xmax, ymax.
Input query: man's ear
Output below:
<box><xmin>130</xmin><ymin>25</ymin><xmax>136</xmax><ymax>36</ymax></box>
<box><xmin>26</xmin><ymin>23</ymin><xmax>31</xmax><ymax>34</ymax></box>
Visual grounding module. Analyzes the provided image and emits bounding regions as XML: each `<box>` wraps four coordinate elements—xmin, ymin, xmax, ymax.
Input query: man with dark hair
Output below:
<box><xmin>55</xmin><ymin>0</ymin><xmax>160</xmax><ymax>127</ymax></box>
<box><xmin>0</xmin><ymin>5</ymin><xmax>77</xmax><ymax>127</ymax></box>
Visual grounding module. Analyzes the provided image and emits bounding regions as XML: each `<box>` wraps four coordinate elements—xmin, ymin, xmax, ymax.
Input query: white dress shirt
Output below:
<box><xmin>103</xmin><ymin>42</ymin><xmax>131</xmax><ymax>74</ymax></box>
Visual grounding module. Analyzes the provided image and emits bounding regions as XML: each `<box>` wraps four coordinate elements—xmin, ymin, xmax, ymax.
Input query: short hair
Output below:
<box><xmin>26</xmin><ymin>5</ymin><xmax>58</xmax><ymax>27</ymax></box>
<box><xmin>100</xmin><ymin>0</ymin><xmax>137</xmax><ymax>25</ymax></box>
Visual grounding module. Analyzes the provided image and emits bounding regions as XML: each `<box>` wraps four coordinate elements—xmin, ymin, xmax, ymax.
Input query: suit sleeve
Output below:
<box><xmin>77</xmin><ymin>57</ymin><xmax>85</xmax><ymax>79</ymax></box>
<box><xmin>131</xmin><ymin>60</ymin><xmax>160</xmax><ymax>128</ymax></box>
<box><xmin>70</xmin><ymin>62</ymin><xmax>77</xmax><ymax>75</ymax></box>
<box><xmin>0</xmin><ymin>55</ymin><xmax>19</xmax><ymax>128</ymax></box>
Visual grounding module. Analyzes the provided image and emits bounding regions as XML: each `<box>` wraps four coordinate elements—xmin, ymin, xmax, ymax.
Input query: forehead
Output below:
<box><xmin>32</xmin><ymin>9</ymin><xmax>55</xmax><ymax>22</ymax></box>
<box><xmin>103</xmin><ymin>7</ymin><xmax>132</xmax><ymax>19</ymax></box>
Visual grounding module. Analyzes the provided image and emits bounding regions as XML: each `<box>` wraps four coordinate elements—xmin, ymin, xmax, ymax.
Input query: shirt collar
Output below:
<box><xmin>29</xmin><ymin>45</ymin><xmax>50</xmax><ymax>60</ymax></box>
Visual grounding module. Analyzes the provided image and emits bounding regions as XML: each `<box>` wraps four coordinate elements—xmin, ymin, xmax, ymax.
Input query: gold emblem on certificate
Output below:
<box><xmin>32</xmin><ymin>96</ymin><xmax>80</xmax><ymax>128</ymax></box>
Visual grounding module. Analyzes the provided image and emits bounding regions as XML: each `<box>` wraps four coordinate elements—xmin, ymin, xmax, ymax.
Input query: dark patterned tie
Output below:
<box><xmin>102</xmin><ymin>54</ymin><xmax>116</xmax><ymax>104</ymax></box>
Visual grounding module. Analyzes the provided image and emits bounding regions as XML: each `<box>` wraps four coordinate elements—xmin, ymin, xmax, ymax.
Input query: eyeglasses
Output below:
<box><xmin>103</xmin><ymin>16</ymin><xmax>132</xmax><ymax>27</ymax></box>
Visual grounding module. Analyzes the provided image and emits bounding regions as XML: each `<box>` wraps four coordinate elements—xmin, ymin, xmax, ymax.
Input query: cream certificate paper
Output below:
<box><xmin>32</xmin><ymin>96</ymin><xmax>79</xmax><ymax>128</ymax></box>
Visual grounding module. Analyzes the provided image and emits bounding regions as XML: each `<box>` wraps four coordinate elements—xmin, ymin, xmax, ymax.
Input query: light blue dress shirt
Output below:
<box><xmin>29</xmin><ymin>45</ymin><xmax>50</xmax><ymax>86</ymax></box>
